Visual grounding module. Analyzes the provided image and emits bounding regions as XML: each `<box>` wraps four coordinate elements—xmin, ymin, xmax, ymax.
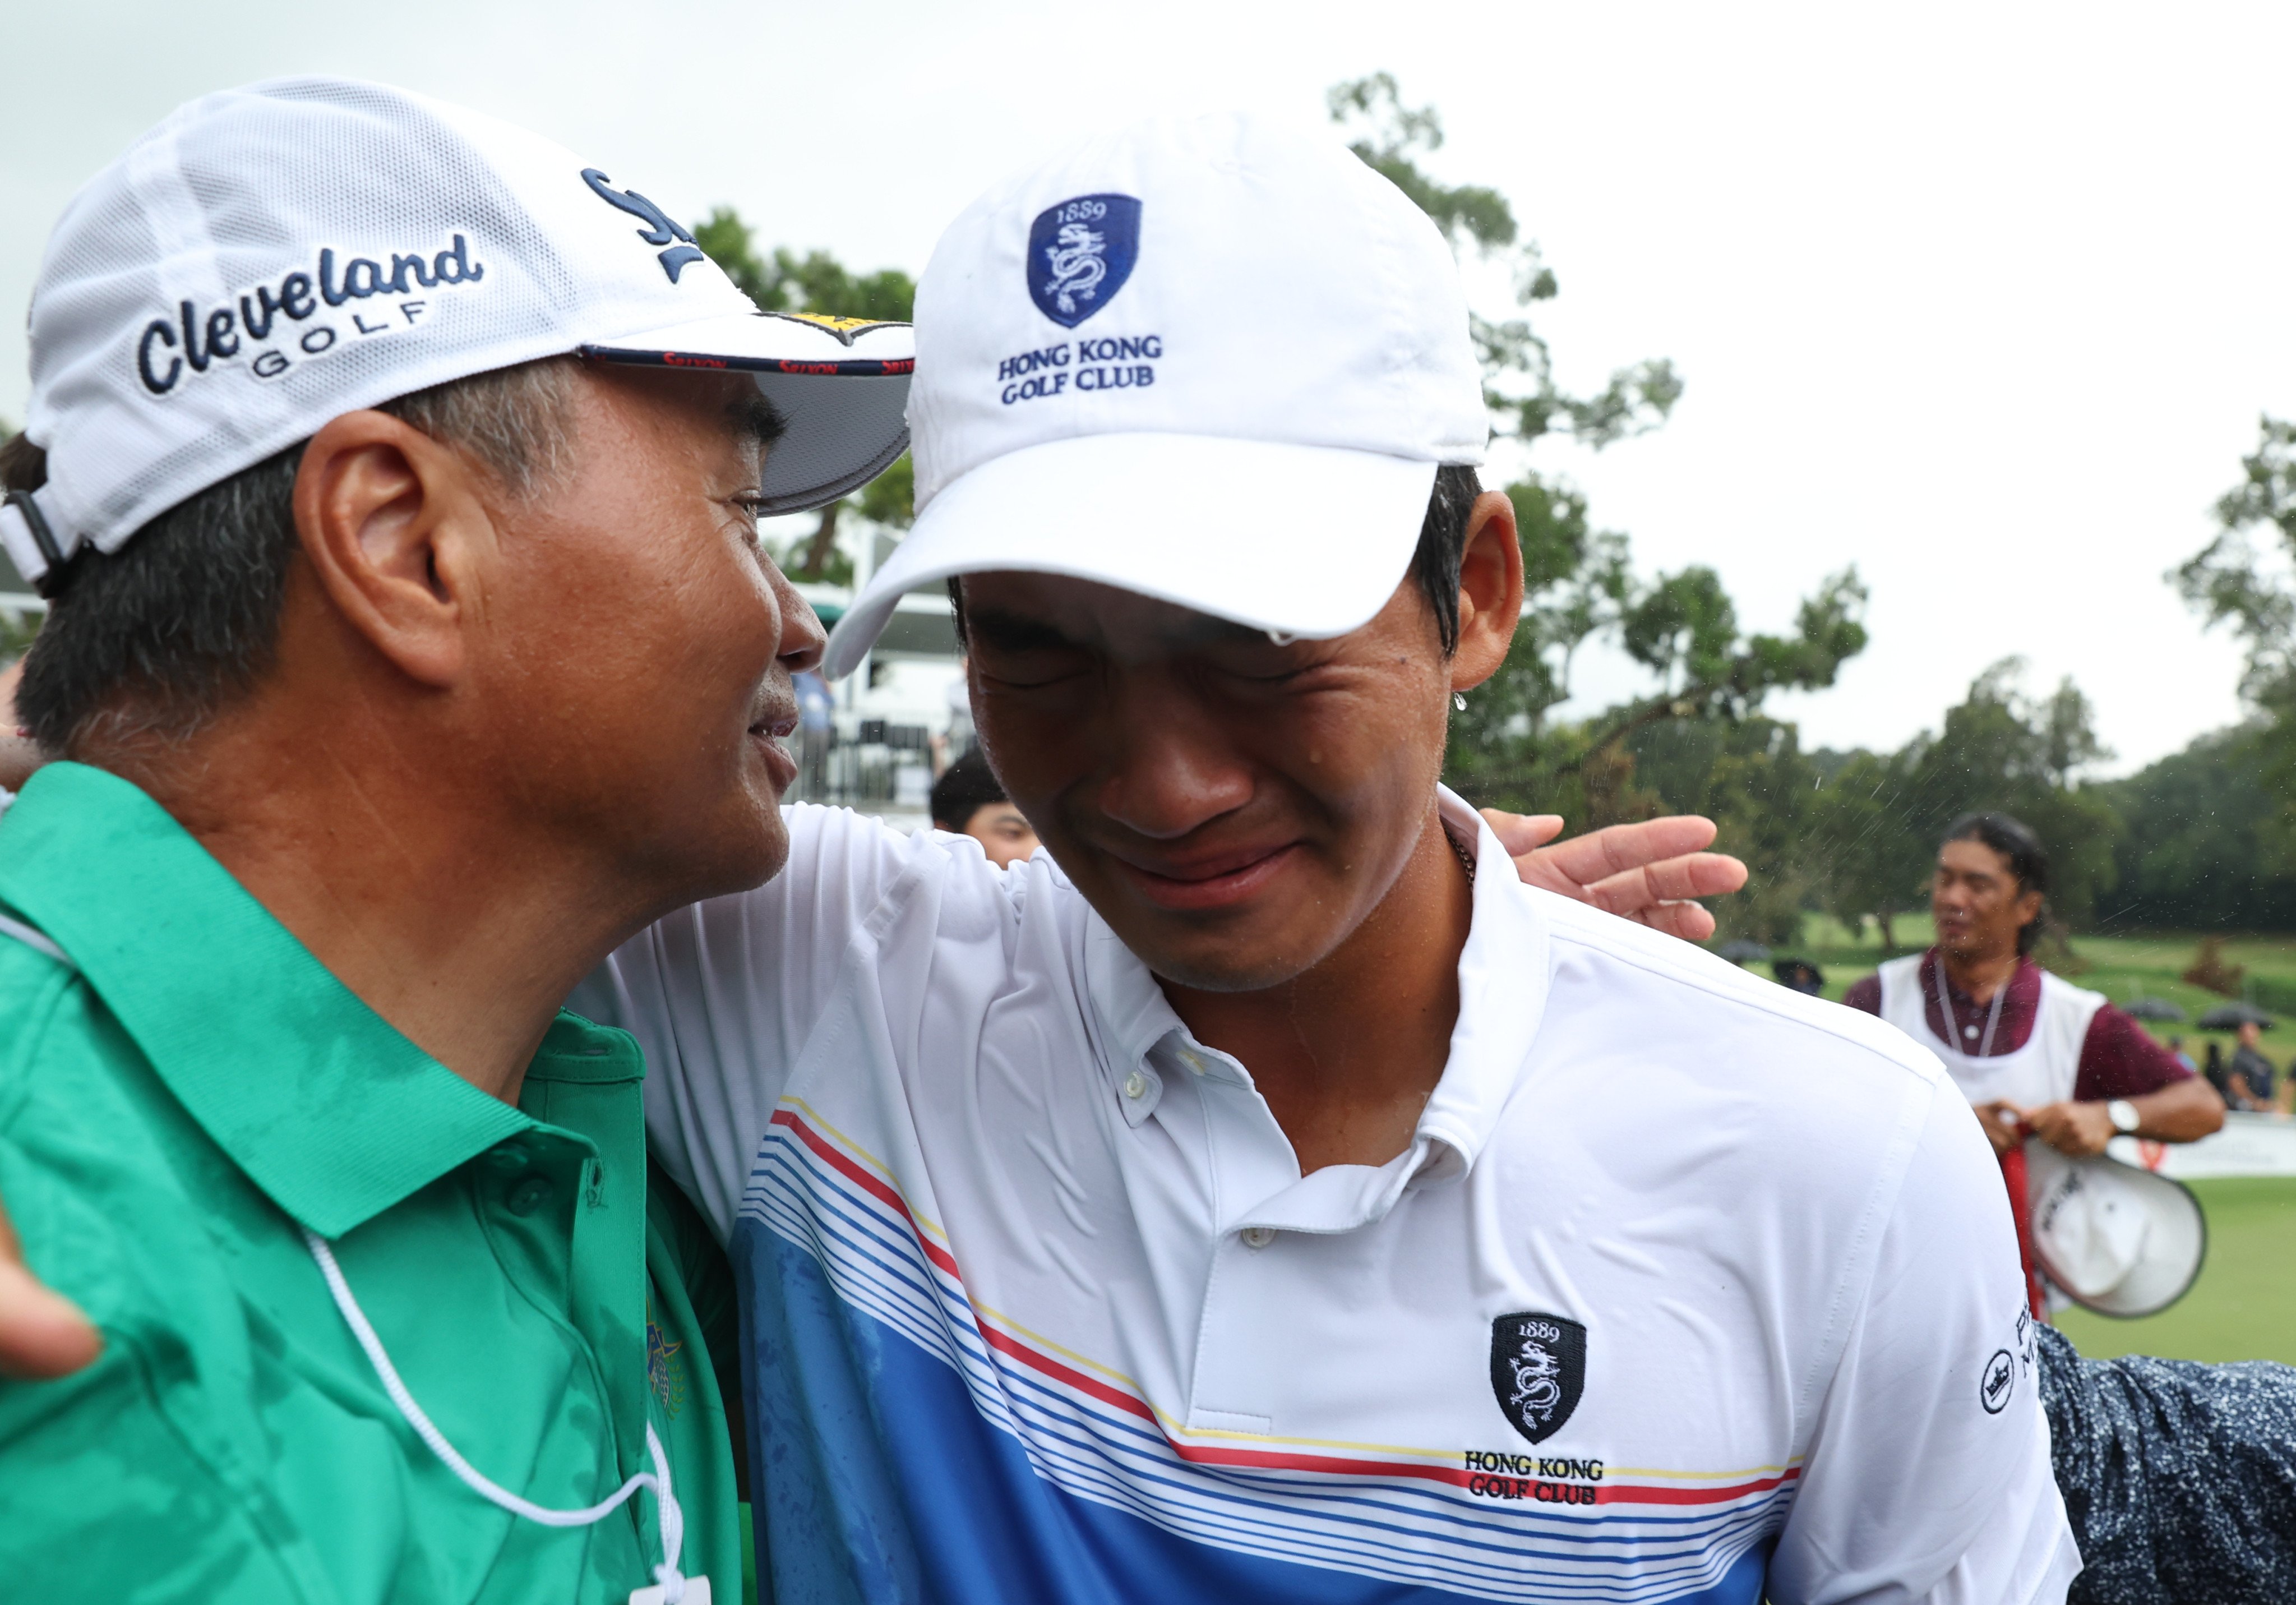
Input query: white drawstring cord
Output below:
<box><xmin>304</xmin><ymin>1228</ymin><xmax>687</xmax><ymax>1602</ymax></box>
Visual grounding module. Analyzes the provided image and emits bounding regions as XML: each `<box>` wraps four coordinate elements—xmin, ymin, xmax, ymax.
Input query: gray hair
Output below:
<box><xmin>6</xmin><ymin>357</ymin><xmax>580</xmax><ymax>756</ymax></box>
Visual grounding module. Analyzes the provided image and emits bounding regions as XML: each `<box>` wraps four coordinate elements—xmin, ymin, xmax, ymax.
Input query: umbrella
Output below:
<box><xmin>1716</xmin><ymin>939</ymin><xmax>1771</xmax><ymax>964</ymax></box>
<box><xmin>2197</xmin><ymin>1002</ymin><xmax>2275</xmax><ymax>1031</ymax></box>
<box><xmin>2125</xmin><ymin>997</ymin><xmax>2187</xmax><ymax>1023</ymax></box>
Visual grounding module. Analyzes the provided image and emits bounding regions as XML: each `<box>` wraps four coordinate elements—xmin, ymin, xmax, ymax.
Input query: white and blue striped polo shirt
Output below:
<box><xmin>576</xmin><ymin>794</ymin><xmax>2078</xmax><ymax>1605</ymax></box>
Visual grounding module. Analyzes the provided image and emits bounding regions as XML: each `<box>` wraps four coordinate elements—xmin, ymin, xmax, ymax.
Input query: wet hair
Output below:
<box><xmin>930</xmin><ymin>748</ymin><xmax>1007</xmax><ymax>832</ymax></box>
<box><xmin>948</xmin><ymin>461</ymin><xmax>1484</xmax><ymax>657</ymax></box>
<box><xmin>5</xmin><ymin>357</ymin><xmax>583</xmax><ymax>756</ymax></box>
<box><xmin>1942</xmin><ymin>810</ymin><xmax>2050</xmax><ymax>956</ymax></box>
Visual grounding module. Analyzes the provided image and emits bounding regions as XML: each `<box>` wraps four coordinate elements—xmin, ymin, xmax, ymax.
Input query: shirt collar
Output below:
<box><xmin>0</xmin><ymin>763</ymin><xmax>534</xmax><ymax>1237</ymax></box>
<box><xmin>1079</xmin><ymin>786</ymin><xmax>1553</xmax><ymax>1191</ymax></box>
<box><xmin>1921</xmin><ymin>948</ymin><xmax>2040</xmax><ymax>1006</ymax></box>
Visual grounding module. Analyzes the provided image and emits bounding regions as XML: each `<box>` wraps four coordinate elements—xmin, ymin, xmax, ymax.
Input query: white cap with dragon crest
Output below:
<box><xmin>2</xmin><ymin>76</ymin><xmax>913</xmax><ymax>594</ymax></box>
<box><xmin>823</xmin><ymin>109</ymin><xmax>1485</xmax><ymax>680</ymax></box>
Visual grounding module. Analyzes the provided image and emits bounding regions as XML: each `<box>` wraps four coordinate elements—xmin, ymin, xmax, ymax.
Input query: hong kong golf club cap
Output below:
<box><xmin>821</xmin><ymin>110</ymin><xmax>1486</xmax><ymax>680</ymax></box>
<box><xmin>2025</xmin><ymin>1143</ymin><xmax>2208</xmax><ymax>1318</ymax></box>
<box><xmin>1</xmin><ymin>76</ymin><xmax>913</xmax><ymax>596</ymax></box>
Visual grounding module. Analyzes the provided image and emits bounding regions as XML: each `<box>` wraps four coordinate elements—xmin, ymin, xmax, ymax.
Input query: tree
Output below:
<box><xmin>1805</xmin><ymin>748</ymin><xmax>1921</xmax><ymax>951</ymax></box>
<box><xmin>2094</xmin><ymin>723</ymin><xmax>2296</xmax><ymax>930</ymax></box>
<box><xmin>2174</xmin><ymin>414</ymin><xmax>2296</xmax><ymax>848</ymax></box>
<box><xmin>1330</xmin><ymin>76</ymin><xmax>1871</xmax><ymax>830</ymax></box>
<box><xmin>1328</xmin><ymin>74</ymin><xmax>1680</xmax><ymax>455</ymax></box>
<box><xmin>1586</xmin><ymin>566</ymin><xmax>1869</xmax><ymax>766</ymax></box>
<box><xmin>1628</xmin><ymin>714</ymin><xmax>1821</xmax><ymax>944</ymax></box>
<box><xmin>1804</xmin><ymin>660</ymin><xmax>2121</xmax><ymax>950</ymax></box>
<box><xmin>691</xmin><ymin>209</ymin><xmax>918</xmax><ymax>582</ymax></box>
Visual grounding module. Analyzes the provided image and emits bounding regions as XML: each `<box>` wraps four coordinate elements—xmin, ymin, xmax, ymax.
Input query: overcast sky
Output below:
<box><xmin>7</xmin><ymin>2</ymin><xmax>2290</xmax><ymax>774</ymax></box>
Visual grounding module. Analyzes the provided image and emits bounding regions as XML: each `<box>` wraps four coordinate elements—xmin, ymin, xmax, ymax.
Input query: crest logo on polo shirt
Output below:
<box><xmin>1028</xmin><ymin>194</ymin><xmax>1140</xmax><ymax>328</ymax></box>
<box><xmin>1490</xmin><ymin>1312</ymin><xmax>1587</xmax><ymax>1445</ymax></box>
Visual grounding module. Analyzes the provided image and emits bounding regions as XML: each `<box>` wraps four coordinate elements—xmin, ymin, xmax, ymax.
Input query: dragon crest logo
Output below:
<box><xmin>1490</xmin><ymin>1312</ymin><xmax>1587</xmax><ymax>1445</ymax></box>
<box><xmin>1027</xmin><ymin>193</ymin><xmax>1141</xmax><ymax>328</ymax></box>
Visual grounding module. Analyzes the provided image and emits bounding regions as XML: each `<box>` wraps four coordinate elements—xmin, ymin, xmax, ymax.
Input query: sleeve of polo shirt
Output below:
<box><xmin>2072</xmin><ymin>1005</ymin><xmax>2195</xmax><ymax>1102</ymax></box>
<box><xmin>0</xmin><ymin>1116</ymin><xmax>304</xmax><ymax>1599</ymax></box>
<box><xmin>1765</xmin><ymin>1076</ymin><xmax>2082</xmax><ymax>1605</ymax></box>
<box><xmin>570</xmin><ymin>803</ymin><xmax>929</xmax><ymax>1239</ymax></box>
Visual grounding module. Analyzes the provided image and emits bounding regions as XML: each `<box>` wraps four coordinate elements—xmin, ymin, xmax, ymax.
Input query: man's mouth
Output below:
<box><xmin>1105</xmin><ymin>840</ymin><xmax>1300</xmax><ymax>913</ymax></box>
<box><xmin>746</xmin><ymin>702</ymin><xmax>800</xmax><ymax>788</ymax></box>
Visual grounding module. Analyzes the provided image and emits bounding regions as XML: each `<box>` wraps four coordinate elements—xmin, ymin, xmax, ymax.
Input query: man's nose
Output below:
<box><xmin>773</xmin><ymin>569</ymin><xmax>827</xmax><ymax>675</ymax></box>
<box><xmin>1092</xmin><ymin>688</ymin><xmax>1251</xmax><ymax>842</ymax></box>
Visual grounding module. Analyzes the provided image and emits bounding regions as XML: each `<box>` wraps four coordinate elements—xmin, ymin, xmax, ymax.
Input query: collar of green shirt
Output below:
<box><xmin>0</xmin><ymin>761</ymin><xmax>639</xmax><ymax>1238</ymax></box>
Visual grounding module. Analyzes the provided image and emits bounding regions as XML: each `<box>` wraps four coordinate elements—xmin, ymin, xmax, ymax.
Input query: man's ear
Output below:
<box><xmin>1450</xmin><ymin>489</ymin><xmax>1525</xmax><ymax>693</ymax></box>
<box><xmin>290</xmin><ymin>411</ymin><xmax>495</xmax><ymax>689</ymax></box>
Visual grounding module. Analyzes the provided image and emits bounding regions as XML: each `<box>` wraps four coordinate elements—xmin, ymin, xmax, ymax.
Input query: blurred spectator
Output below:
<box><xmin>2228</xmin><ymin>1021</ymin><xmax>2277</xmax><ymax>1111</ymax></box>
<box><xmin>793</xmin><ymin>668</ymin><xmax>834</xmax><ymax>799</ymax></box>
<box><xmin>1772</xmin><ymin>957</ymin><xmax>1824</xmax><ymax>995</ymax></box>
<box><xmin>2203</xmin><ymin>1039</ymin><xmax>2229</xmax><ymax>1101</ymax></box>
<box><xmin>1844</xmin><ymin>812</ymin><xmax>2222</xmax><ymax>1318</ymax></box>
<box><xmin>2168</xmin><ymin>1035</ymin><xmax>2196</xmax><ymax>1074</ymax></box>
<box><xmin>927</xmin><ymin>749</ymin><xmax>1040</xmax><ymax>869</ymax></box>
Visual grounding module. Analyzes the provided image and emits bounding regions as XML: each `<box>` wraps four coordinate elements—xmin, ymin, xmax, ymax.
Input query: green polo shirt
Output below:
<box><xmin>0</xmin><ymin>763</ymin><xmax>741</xmax><ymax>1603</ymax></box>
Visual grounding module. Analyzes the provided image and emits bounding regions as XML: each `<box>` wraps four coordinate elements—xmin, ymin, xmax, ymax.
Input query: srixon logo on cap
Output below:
<box><xmin>135</xmin><ymin>235</ymin><xmax>486</xmax><ymax>396</ymax></box>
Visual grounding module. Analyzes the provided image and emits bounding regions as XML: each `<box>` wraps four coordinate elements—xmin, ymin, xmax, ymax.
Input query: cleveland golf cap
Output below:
<box><xmin>822</xmin><ymin>109</ymin><xmax>1486</xmax><ymax>680</ymax></box>
<box><xmin>0</xmin><ymin>76</ymin><xmax>913</xmax><ymax>596</ymax></box>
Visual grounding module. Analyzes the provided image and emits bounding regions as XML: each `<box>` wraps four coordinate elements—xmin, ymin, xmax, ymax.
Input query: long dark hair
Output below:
<box><xmin>1942</xmin><ymin>811</ymin><xmax>2050</xmax><ymax>955</ymax></box>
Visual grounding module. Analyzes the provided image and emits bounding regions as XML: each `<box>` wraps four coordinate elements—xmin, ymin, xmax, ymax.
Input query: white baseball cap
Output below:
<box><xmin>2025</xmin><ymin>1143</ymin><xmax>2207</xmax><ymax>1318</ymax></box>
<box><xmin>1</xmin><ymin>76</ymin><xmax>914</xmax><ymax>595</ymax></box>
<box><xmin>821</xmin><ymin>110</ymin><xmax>1486</xmax><ymax>679</ymax></box>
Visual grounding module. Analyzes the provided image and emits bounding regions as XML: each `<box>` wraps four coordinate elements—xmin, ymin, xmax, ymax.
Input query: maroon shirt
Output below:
<box><xmin>1842</xmin><ymin>951</ymin><xmax>2193</xmax><ymax>1103</ymax></box>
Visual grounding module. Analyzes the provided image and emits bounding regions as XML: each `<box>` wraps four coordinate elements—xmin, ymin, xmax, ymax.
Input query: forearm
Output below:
<box><xmin>2129</xmin><ymin>1077</ymin><xmax>2226</xmax><ymax>1141</ymax></box>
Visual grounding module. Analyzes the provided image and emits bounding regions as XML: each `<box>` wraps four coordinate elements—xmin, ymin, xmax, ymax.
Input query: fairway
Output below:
<box><xmin>2054</xmin><ymin>1175</ymin><xmax>2296</xmax><ymax>1362</ymax></box>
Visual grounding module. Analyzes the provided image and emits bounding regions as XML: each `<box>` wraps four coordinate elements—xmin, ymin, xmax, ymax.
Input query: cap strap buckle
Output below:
<box><xmin>2</xmin><ymin>490</ymin><xmax>71</xmax><ymax>599</ymax></box>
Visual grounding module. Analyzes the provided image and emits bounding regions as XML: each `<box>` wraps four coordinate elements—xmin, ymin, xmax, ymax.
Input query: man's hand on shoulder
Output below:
<box><xmin>1482</xmin><ymin>809</ymin><xmax>1748</xmax><ymax>943</ymax></box>
<box><xmin>0</xmin><ymin>1197</ymin><xmax>101</xmax><ymax>1378</ymax></box>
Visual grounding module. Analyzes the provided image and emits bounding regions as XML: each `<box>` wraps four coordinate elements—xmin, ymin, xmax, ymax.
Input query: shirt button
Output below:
<box><xmin>1240</xmin><ymin>1226</ymin><xmax>1276</xmax><ymax>1249</ymax></box>
<box><xmin>1180</xmin><ymin>1050</ymin><xmax>1206</xmax><ymax>1076</ymax></box>
<box><xmin>484</xmin><ymin>1143</ymin><xmax>530</xmax><ymax>1174</ymax></box>
<box><xmin>506</xmin><ymin>1178</ymin><xmax>553</xmax><ymax>1216</ymax></box>
<box><xmin>1123</xmin><ymin>1071</ymin><xmax>1148</xmax><ymax>1100</ymax></box>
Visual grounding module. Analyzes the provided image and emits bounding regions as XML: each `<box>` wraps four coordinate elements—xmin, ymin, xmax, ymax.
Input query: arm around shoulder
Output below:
<box><xmin>570</xmin><ymin>801</ymin><xmax>941</xmax><ymax>1237</ymax></box>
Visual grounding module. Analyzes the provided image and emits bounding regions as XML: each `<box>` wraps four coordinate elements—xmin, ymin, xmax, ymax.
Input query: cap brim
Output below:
<box><xmin>582</xmin><ymin>311</ymin><xmax>913</xmax><ymax>515</ymax></box>
<box><xmin>823</xmin><ymin>432</ymin><xmax>1437</xmax><ymax>680</ymax></box>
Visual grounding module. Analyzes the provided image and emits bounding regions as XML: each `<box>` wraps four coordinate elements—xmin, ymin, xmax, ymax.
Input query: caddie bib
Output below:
<box><xmin>1876</xmin><ymin>952</ymin><xmax>2105</xmax><ymax>1316</ymax></box>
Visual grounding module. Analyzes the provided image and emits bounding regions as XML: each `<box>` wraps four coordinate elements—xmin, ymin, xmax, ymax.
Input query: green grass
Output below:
<box><xmin>2055</xmin><ymin>1176</ymin><xmax>2296</xmax><ymax>1362</ymax></box>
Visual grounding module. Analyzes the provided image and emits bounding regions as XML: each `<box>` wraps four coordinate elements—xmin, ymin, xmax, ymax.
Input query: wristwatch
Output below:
<box><xmin>2107</xmin><ymin>1098</ymin><xmax>2141</xmax><ymax>1135</ymax></box>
